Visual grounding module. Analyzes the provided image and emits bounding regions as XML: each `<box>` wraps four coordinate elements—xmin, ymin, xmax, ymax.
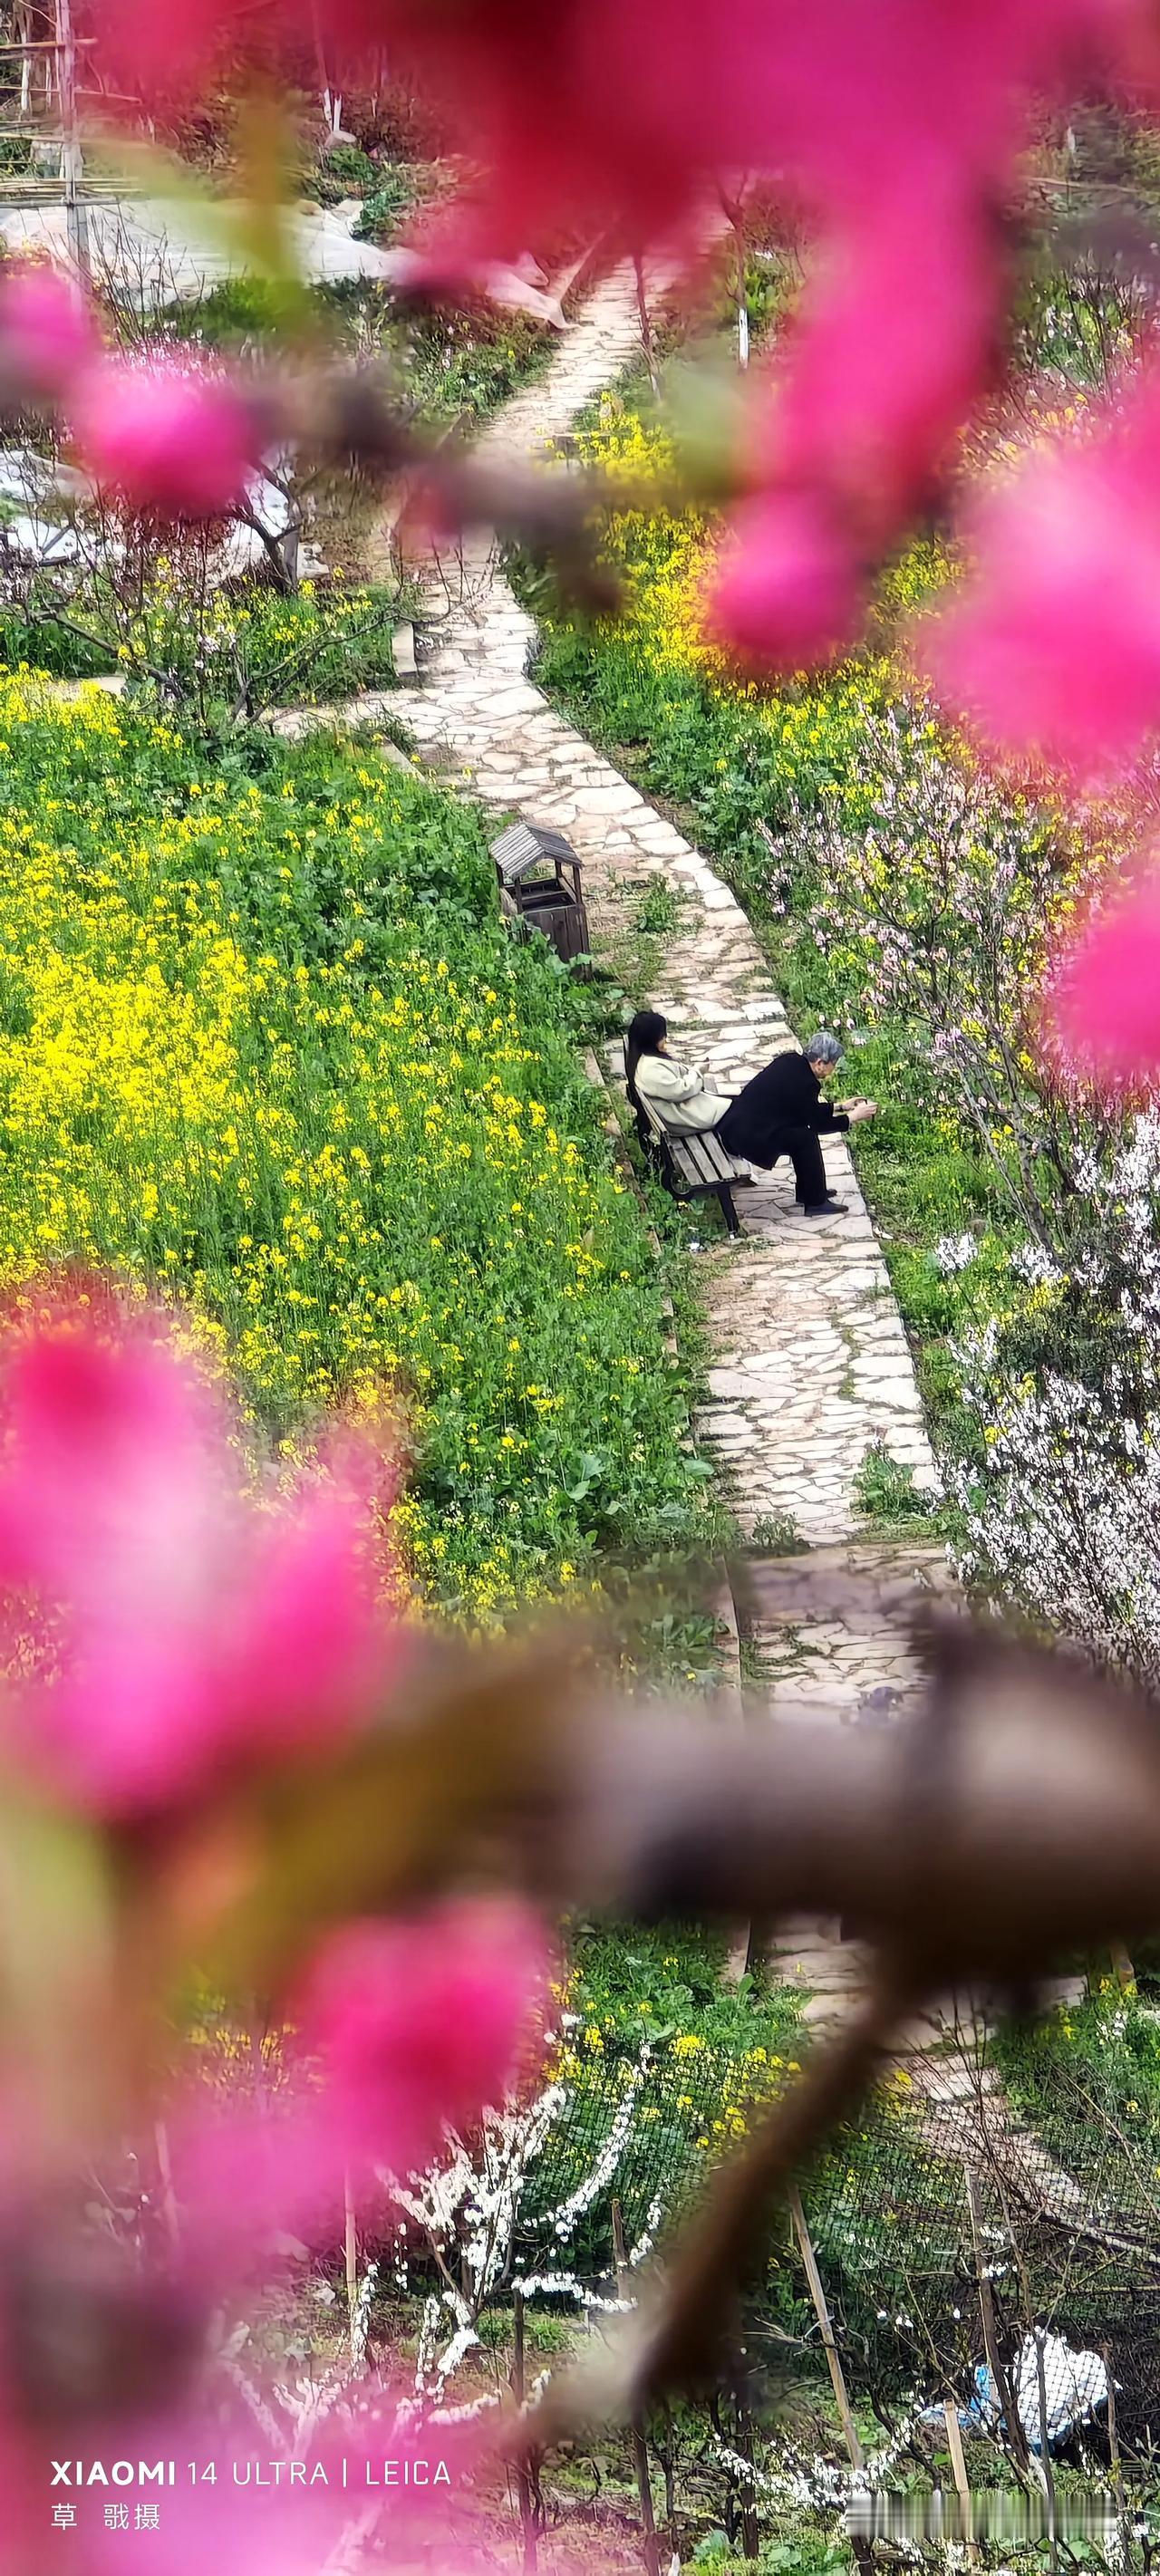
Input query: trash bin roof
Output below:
<box><xmin>490</xmin><ymin>822</ymin><xmax>583</xmax><ymax>885</ymax></box>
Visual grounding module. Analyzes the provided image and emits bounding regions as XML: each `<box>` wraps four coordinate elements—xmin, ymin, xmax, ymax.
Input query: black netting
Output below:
<box><xmin>506</xmin><ymin>2029</ymin><xmax>1160</xmax><ymax>2456</ymax></box>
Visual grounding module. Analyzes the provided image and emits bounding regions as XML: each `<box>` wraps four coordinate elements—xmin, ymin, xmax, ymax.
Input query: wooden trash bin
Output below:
<box><xmin>490</xmin><ymin>822</ymin><xmax>592</xmax><ymax>969</ymax></box>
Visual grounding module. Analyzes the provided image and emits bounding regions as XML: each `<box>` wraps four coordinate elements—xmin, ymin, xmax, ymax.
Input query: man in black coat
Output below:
<box><xmin>718</xmin><ymin>1030</ymin><xmax>877</xmax><ymax>1216</ymax></box>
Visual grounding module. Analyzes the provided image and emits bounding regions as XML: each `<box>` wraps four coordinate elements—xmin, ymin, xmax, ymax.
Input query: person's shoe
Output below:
<box><xmin>802</xmin><ymin>1196</ymin><xmax>848</xmax><ymax>1216</ymax></box>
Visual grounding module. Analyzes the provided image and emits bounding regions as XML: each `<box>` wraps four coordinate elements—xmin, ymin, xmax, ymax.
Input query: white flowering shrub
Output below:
<box><xmin>783</xmin><ymin>703</ymin><xmax>1120</xmax><ymax>1255</ymax></box>
<box><xmin>953</xmin><ymin>1112</ymin><xmax>1160</xmax><ymax>1689</ymax></box>
<box><xmin>389</xmin><ymin>2043</ymin><xmax>662</xmax><ymax>2396</ymax></box>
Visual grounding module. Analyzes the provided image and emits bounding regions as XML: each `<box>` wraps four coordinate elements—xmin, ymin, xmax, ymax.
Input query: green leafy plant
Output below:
<box><xmin>854</xmin><ymin>1443</ymin><xmax>938</xmax><ymax>1525</ymax></box>
<box><xmin>749</xmin><ymin>1510</ymin><xmax>807</xmax><ymax>1555</ymax></box>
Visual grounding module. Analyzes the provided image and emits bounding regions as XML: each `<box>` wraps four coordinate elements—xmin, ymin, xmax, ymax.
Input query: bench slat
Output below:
<box><xmin>680</xmin><ymin>1134</ymin><xmax>718</xmax><ymax>1188</ymax></box>
<box><xmin>687</xmin><ymin>1131</ymin><xmax>736</xmax><ymax>1186</ymax></box>
<box><xmin>636</xmin><ymin>1094</ymin><xmax>740</xmax><ymax>1229</ymax></box>
<box><xmin>666</xmin><ymin>1150</ymin><xmax>713</xmax><ymax>1200</ymax></box>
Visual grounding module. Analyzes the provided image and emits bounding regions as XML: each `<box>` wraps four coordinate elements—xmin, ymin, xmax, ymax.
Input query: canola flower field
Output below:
<box><xmin>0</xmin><ymin>671</ymin><xmax>709</xmax><ymax>1619</ymax></box>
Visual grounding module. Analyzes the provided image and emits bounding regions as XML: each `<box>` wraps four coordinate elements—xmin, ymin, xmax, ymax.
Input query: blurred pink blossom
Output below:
<box><xmin>292</xmin><ymin>1896</ymin><xmax>551</xmax><ymax>2178</ymax></box>
<box><xmin>72</xmin><ymin>2389</ymin><xmax>480</xmax><ymax>2574</ymax></box>
<box><xmin>87</xmin><ymin>0</ymin><xmax>1146</xmax><ymax>245</ymax></box>
<box><xmin>701</xmin><ymin>489</ymin><xmax>861</xmax><ymax>674</ymax></box>
<box><xmin>68</xmin><ymin>0</ymin><xmax>1159</xmax><ymax>618</ymax></box>
<box><xmin>772</xmin><ymin>198</ymin><xmax>997</xmax><ymax>536</ymax></box>
<box><xmin>1044</xmin><ymin>873</ymin><xmax>1160</xmax><ymax>1086</ymax></box>
<box><xmin>161</xmin><ymin>1909</ymin><xmax>546</xmax><ymax>2274</ymax></box>
<box><xmin>920</xmin><ymin>400</ymin><xmax>1160</xmax><ymax>776</ymax></box>
<box><xmin>86</xmin><ymin>0</ymin><xmax>236</xmax><ymax>101</ymax></box>
<box><xmin>70</xmin><ymin>361</ymin><xmax>254</xmax><ymax>520</ymax></box>
<box><xmin>359</xmin><ymin>0</ymin><xmax>1144</xmax><ymax>251</ymax></box>
<box><xmin>0</xmin><ymin>1290</ymin><xmax>398</xmax><ymax>1815</ymax></box>
<box><xmin>0</xmin><ymin>265</ymin><xmax>97</xmax><ymax>400</ymax></box>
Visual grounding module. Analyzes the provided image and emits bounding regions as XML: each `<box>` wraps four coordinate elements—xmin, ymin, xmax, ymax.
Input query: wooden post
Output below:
<box><xmin>788</xmin><ymin>2184</ymin><xmax>862</xmax><ymax>2469</ymax></box>
<box><xmin>343</xmin><ymin>2171</ymin><xmax>360</xmax><ymax>2364</ymax></box>
<box><xmin>963</xmin><ymin>2164</ymin><xmax>1031</xmax><ymax>2475</ymax></box>
<box><xmin>1034</xmin><ymin>2329</ymin><xmax>1058</xmax><ymax>2576</ymax></box>
<box><xmin>511</xmin><ymin>2290</ymin><xmax>539</xmax><ymax>2574</ymax></box>
<box><xmin>611</xmin><ymin>2197</ymin><xmax>662</xmax><ymax>2576</ymax></box>
<box><xmin>943</xmin><ymin>2398</ymin><xmax>977</xmax><ymax>2564</ymax></box>
<box><xmin>1103</xmin><ymin>2345</ymin><xmax>1132</xmax><ymax>2575</ymax></box>
<box><xmin>55</xmin><ymin>0</ymin><xmax>90</xmax><ymax>283</ymax></box>
<box><xmin>658</xmin><ymin>2401</ymin><xmax>679</xmax><ymax>2561</ymax></box>
<box><xmin>718</xmin><ymin>184</ymin><xmax>750</xmax><ymax>370</ymax></box>
<box><xmin>731</xmin><ymin>2354</ymin><xmax>761</xmax><ymax>2563</ymax></box>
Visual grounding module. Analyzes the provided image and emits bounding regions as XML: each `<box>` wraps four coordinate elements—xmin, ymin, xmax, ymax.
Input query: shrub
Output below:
<box><xmin>353</xmin><ymin>159</ymin><xmax>443</xmax><ymax>243</ymax></box>
<box><xmin>952</xmin><ymin>1113</ymin><xmax>1160</xmax><ymax>1691</ymax></box>
<box><xmin>1</xmin><ymin>568</ymin><xmax>406</xmax><ymax>732</ymax></box>
<box><xmin>315</xmin><ymin>140</ymin><xmax>377</xmax><ymax>194</ymax></box>
<box><xmin>516</xmin><ymin>405</ymin><xmax>1134</xmax><ymax>1520</ymax></box>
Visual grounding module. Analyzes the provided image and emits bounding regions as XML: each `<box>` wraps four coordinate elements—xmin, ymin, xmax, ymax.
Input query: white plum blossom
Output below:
<box><xmin>954</xmin><ymin>1111</ymin><xmax>1160</xmax><ymax>1690</ymax></box>
<box><xmin>933</xmin><ymin>1231</ymin><xmax>978</xmax><ymax>1277</ymax></box>
<box><xmin>390</xmin><ymin>2044</ymin><xmax>662</xmax><ymax>2390</ymax></box>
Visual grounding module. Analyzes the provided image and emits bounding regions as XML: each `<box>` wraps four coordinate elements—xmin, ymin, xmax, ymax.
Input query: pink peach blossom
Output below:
<box><xmin>89</xmin><ymin>0</ymin><xmax>1146</xmax><ymax>249</ymax></box>
<box><xmin>1044</xmin><ymin>873</ymin><xmax>1160</xmax><ymax>1087</ymax></box>
<box><xmin>0</xmin><ymin>265</ymin><xmax>96</xmax><ymax>400</ymax></box>
<box><xmin>0</xmin><ymin>1290</ymin><xmax>398</xmax><ymax>1816</ymax></box>
<box><xmin>71</xmin><ymin>361</ymin><xmax>254</xmax><ymax>520</ymax></box>
<box><xmin>920</xmin><ymin>420</ymin><xmax>1160</xmax><ymax>777</ymax></box>
<box><xmin>772</xmin><ymin>198</ymin><xmax>997</xmax><ymax>536</ymax></box>
<box><xmin>701</xmin><ymin>489</ymin><xmax>861</xmax><ymax>675</ymax></box>
<box><xmin>165</xmin><ymin>1906</ymin><xmax>548</xmax><ymax>2266</ymax></box>
<box><xmin>91</xmin><ymin>0</ymin><xmax>231</xmax><ymax>96</ymax></box>
<box><xmin>292</xmin><ymin>1896</ymin><xmax>550</xmax><ymax>2178</ymax></box>
<box><xmin>360</xmin><ymin>0</ymin><xmax>1141</xmax><ymax>255</ymax></box>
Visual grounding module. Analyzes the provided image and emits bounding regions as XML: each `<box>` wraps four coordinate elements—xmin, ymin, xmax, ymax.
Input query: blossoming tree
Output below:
<box><xmin>7</xmin><ymin>9</ymin><xmax>1160</xmax><ymax>2569</ymax></box>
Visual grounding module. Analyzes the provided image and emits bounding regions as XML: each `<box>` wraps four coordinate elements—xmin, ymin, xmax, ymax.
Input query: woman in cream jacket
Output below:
<box><xmin>624</xmin><ymin>1008</ymin><xmax>732</xmax><ymax>1136</ymax></box>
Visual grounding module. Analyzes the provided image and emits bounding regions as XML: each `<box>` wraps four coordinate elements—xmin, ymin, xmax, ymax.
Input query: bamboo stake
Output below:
<box><xmin>511</xmin><ymin>2289</ymin><xmax>539</xmax><ymax>2574</ymax></box>
<box><xmin>1034</xmin><ymin>2329</ymin><xmax>1058</xmax><ymax>2576</ymax></box>
<box><xmin>963</xmin><ymin>2164</ymin><xmax>1031</xmax><ymax>2475</ymax></box>
<box><xmin>611</xmin><ymin>2196</ymin><xmax>662</xmax><ymax>2576</ymax></box>
<box><xmin>788</xmin><ymin>2183</ymin><xmax>862</xmax><ymax>2470</ymax></box>
<box><xmin>1104</xmin><ymin>2345</ymin><xmax>1132</xmax><ymax>2576</ymax></box>
<box><xmin>55</xmin><ymin>0</ymin><xmax>90</xmax><ymax>281</ymax></box>
<box><xmin>943</xmin><ymin>2398</ymin><xmax>977</xmax><ymax>2564</ymax></box>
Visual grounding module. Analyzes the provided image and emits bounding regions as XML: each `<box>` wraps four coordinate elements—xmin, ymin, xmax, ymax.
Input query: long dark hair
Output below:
<box><xmin>624</xmin><ymin>1008</ymin><xmax>667</xmax><ymax>1110</ymax></box>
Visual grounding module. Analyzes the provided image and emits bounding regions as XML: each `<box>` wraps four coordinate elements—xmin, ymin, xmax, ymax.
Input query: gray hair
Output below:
<box><xmin>805</xmin><ymin>1030</ymin><xmax>843</xmax><ymax>1066</ymax></box>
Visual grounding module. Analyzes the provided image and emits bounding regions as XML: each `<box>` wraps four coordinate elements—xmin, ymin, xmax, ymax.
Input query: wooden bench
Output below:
<box><xmin>636</xmin><ymin>1089</ymin><xmax>742</xmax><ymax>1237</ymax></box>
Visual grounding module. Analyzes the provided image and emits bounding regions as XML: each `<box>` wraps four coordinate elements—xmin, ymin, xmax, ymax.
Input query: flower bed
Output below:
<box><xmin>0</xmin><ymin>671</ymin><xmax>710</xmax><ymax>1618</ymax></box>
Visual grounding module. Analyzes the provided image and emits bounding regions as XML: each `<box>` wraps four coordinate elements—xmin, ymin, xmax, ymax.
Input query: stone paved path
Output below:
<box><xmin>284</xmin><ymin>261</ymin><xmax>967</xmax><ymax>2024</ymax></box>
<box><xmin>369</xmin><ymin>274</ymin><xmax>1104</xmax><ymax>2277</ymax></box>
<box><xmin>382</xmin><ymin>269</ymin><xmax>939</xmax><ymax>1540</ymax></box>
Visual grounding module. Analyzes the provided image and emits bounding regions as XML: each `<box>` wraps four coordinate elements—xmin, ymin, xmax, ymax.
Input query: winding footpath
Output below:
<box><xmin>290</xmin><ymin>265</ymin><xmax>1037</xmax><ymax>2053</ymax></box>
<box><xmin>364</xmin><ymin>265</ymin><xmax>964</xmax><ymax>2026</ymax></box>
